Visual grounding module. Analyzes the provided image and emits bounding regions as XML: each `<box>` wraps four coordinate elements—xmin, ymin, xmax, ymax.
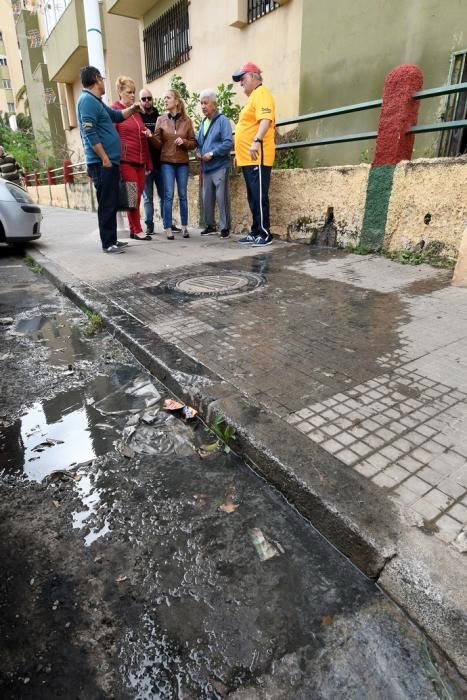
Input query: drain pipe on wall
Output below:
<box><xmin>83</xmin><ymin>0</ymin><xmax>127</xmax><ymax>229</ymax></box>
<box><xmin>83</xmin><ymin>0</ymin><xmax>106</xmax><ymax>102</ymax></box>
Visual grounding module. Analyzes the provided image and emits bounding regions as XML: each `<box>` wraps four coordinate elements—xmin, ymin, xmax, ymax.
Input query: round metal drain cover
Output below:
<box><xmin>166</xmin><ymin>271</ymin><xmax>265</xmax><ymax>297</ymax></box>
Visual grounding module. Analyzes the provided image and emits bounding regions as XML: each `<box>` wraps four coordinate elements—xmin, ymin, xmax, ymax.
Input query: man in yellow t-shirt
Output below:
<box><xmin>232</xmin><ymin>62</ymin><xmax>275</xmax><ymax>247</ymax></box>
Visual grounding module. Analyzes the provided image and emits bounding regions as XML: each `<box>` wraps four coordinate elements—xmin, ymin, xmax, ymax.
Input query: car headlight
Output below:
<box><xmin>5</xmin><ymin>182</ymin><xmax>34</xmax><ymax>204</ymax></box>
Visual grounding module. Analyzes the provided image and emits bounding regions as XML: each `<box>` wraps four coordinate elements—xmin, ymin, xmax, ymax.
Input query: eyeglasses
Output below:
<box><xmin>97</xmin><ymin>75</ymin><xmax>105</xmax><ymax>81</ymax></box>
<box><xmin>141</xmin><ymin>96</ymin><xmax>153</xmax><ymax>102</ymax></box>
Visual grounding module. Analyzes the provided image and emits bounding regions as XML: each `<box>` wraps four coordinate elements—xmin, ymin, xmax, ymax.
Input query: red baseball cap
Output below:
<box><xmin>232</xmin><ymin>62</ymin><xmax>262</xmax><ymax>82</ymax></box>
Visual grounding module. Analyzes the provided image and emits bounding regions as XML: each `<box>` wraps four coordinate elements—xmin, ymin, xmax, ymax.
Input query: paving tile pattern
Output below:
<box><xmin>103</xmin><ymin>250</ymin><xmax>467</xmax><ymax>549</ymax></box>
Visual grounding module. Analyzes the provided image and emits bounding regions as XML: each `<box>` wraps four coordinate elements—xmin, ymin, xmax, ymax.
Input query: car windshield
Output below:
<box><xmin>5</xmin><ymin>181</ymin><xmax>34</xmax><ymax>204</ymax></box>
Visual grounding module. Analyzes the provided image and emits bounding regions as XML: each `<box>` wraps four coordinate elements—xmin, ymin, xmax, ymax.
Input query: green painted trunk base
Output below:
<box><xmin>360</xmin><ymin>165</ymin><xmax>395</xmax><ymax>250</ymax></box>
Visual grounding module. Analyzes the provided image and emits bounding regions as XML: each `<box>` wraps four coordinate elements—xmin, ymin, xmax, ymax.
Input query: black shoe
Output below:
<box><xmin>171</xmin><ymin>225</ymin><xmax>182</xmax><ymax>233</ymax></box>
<box><xmin>145</xmin><ymin>223</ymin><xmax>154</xmax><ymax>234</ymax></box>
<box><xmin>200</xmin><ymin>225</ymin><xmax>217</xmax><ymax>236</ymax></box>
<box><xmin>103</xmin><ymin>245</ymin><xmax>125</xmax><ymax>254</ymax></box>
<box><xmin>131</xmin><ymin>233</ymin><xmax>152</xmax><ymax>241</ymax></box>
<box><xmin>116</xmin><ymin>241</ymin><xmax>129</xmax><ymax>248</ymax></box>
<box><xmin>220</xmin><ymin>229</ymin><xmax>230</xmax><ymax>239</ymax></box>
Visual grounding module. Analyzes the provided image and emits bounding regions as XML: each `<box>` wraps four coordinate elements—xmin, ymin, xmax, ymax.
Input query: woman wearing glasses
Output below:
<box><xmin>151</xmin><ymin>89</ymin><xmax>196</xmax><ymax>240</ymax></box>
<box><xmin>112</xmin><ymin>76</ymin><xmax>153</xmax><ymax>241</ymax></box>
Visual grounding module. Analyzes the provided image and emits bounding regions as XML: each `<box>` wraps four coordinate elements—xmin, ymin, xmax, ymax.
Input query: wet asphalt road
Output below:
<box><xmin>0</xmin><ymin>250</ymin><xmax>465</xmax><ymax>699</ymax></box>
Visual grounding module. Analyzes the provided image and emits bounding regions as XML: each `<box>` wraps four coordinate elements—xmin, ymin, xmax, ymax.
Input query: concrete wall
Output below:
<box><xmin>300</xmin><ymin>0</ymin><xmax>467</xmax><ymax>167</ymax></box>
<box><xmin>384</xmin><ymin>158</ymin><xmax>467</xmax><ymax>257</ymax></box>
<box><xmin>29</xmin><ymin>182</ymin><xmax>95</xmax><ymax>211</ymax></box>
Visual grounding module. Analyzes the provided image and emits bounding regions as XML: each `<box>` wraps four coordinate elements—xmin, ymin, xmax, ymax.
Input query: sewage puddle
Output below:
<box><xmin>13</xmin><ymin>312</ymin><xmax>93</xmax><ymax>366</ymax></box>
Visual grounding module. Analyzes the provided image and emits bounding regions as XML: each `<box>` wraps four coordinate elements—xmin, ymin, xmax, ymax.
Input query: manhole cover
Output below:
<box><xmin>151</xmin><ymin>271</ymin><xmax>265</xmax><ymax>297</ymax></box>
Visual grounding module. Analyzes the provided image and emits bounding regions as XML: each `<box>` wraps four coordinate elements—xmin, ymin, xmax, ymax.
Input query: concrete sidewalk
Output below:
<box><xmin>28</xmin><ymin>206</ymin><xmax>467</xmax><ymax>676</ymax></box>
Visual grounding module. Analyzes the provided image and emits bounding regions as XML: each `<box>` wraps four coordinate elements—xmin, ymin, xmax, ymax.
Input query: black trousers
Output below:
<box><xmin>87</xmin><ymin>163</ymin><xmax>120</xmax><ymax>249</ymax></box>
<box><xmin>242</xmin><ymin>164</ymin><xmax>272</xmax><ymax>237</ymax></box>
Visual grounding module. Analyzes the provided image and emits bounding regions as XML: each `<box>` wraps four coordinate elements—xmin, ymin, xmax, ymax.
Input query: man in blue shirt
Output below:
<box><xmin>77</xmin><ymin>66</ymin><xmax>141</xmax><ymax>254</ymax></box>
<box><xmin>196</xmin><ymin>89</ymin><xmax>233</xmax><ymax>238</ymax></box>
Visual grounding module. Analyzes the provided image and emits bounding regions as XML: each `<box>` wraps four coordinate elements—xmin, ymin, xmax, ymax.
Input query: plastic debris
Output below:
<box><xmin>181</xmin><ymin>405</ymin><xmax>197</xmax><ymax>421</ymax></box>
<box><xmin>163</xmin><ymin>399</ymin><xmax>197</xmax><ymax>421</ymax></box>
<box><xmin>163</xmin><ymin>399</ymin><xmax>184</xmax><ymax>411</ymax></box>
<box><xmin>32</xmin><ymin>438</ymin><xmax>64</xmax><ymax>452</ymax></box>
<box><xmin>219</xmin><ymin>502</ymin><xmax>239</xmax><ymax>514</ymax></box>
<box><xmin>95</xmin><ymin>376</ymin><xmax>161</xmax><ymax>415</ymax></box>
<box><xmin>219</xmin><ymin>484</ymin><xmax>241</xmax><ymax>513</ymax></box>
<box><xmin>197</xmin><ymin>441</ymin><xmax>221</xmax><ymax>459</ymax></box>
<box><xmin>0</xmin><ymin>317</ymin><xmax>13</xmax><ymax>326</ymax></box>
<box><xmin>115</xmin><ymin>575</ymin><xmax>128</xmax><ymax>583</ymax></box>
<box><xmin>250</xmin><ymin>528</ymin><xmax>282</xmax><ymax>561</ymax></box>
<box><xmin>45</xmin><ymin>470</ymin><xmax>81</xmax><ymax>483</ymax></box>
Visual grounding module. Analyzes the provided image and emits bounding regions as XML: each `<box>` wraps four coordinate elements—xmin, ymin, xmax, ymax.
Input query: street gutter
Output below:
<box><xmin>27</xmin><ymin>245</ymin><xmax>467</xmax><ymax>679</ymax></box>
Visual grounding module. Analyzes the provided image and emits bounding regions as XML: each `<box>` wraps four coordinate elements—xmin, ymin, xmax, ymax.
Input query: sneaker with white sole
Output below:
<box><xmin>238</xmin><ymin>233</ymin><xmax>256</xmax><ymax>244</ymax></box>
<box><xmin>103</xmin><ymin>245</ymin><xmax>125</xmax><ymax>254</ymax></box>
<box><xmin>116</xmin><ymin>241</ymin><xmax>128</xmax><ymax>248</ymax></box>
<box><xmin>252</xmin><ymin>234</ymin><xmax>273</xmax><ymax>247</ymax></box>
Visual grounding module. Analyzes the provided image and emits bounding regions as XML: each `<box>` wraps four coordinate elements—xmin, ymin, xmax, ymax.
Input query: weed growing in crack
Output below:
<box><xmin>345</xmin><ymin>245</ymin><xmax>455</xmax><ymax>269</ymax></box>
<box><xmin>82</xmin><ymin>307</ymin><xmax>103</xmax><ymax>336</ymax></box>
<box><xmin>24</xmin><ymin>255</ymin><xmax>42</xmax><ymax>274</ymax></box>
<box><xmin>209</xmin><ymin>413</ymin><xmax>236</xmax><ymax>448</ymax></box>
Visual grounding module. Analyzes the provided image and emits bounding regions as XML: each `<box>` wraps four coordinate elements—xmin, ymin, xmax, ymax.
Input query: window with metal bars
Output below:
<box><xmin>248</xmin><ymin>0</ymin><xmax>280</xmax><ymax>23</ymax></box>
<box><xmin>438</xmin><ymin>51</ymin><xmax>467</xmax><ymax>157</ymax></box>
<box><xmin>143</xmin><ymin>0</ymin><xmax>191</xmax><ymax>81</ymax></box>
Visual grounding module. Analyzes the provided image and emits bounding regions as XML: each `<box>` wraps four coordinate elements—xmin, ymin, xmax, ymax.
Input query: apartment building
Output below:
<box><xmin>39</xmin><ymin>0</ymin><xmax>143</xmax><ymax>161</ymax></box>
<box><xmin>0</xmin><ymin>0</ymin><xmax>24</xmax><ymax>120</ymax></box>
<box><xmin>11</xmin><ymin>0</ymin><xmax>466</xmax><ymax>167</ymax></box>
<box><xmin>107</xmin><ymin>0</ymin><xmax>300</xmax><ymax>121</ymax></box>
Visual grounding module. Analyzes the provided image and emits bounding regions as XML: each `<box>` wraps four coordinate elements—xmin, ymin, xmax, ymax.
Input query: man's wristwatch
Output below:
<box><xmin>253</xmin><ymin>137</ymin><xmax>262</xmax><ymax>143</ymax></box>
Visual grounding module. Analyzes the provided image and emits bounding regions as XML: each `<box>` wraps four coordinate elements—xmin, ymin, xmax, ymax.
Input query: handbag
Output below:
<box><xmin>118</xmin><ymin>179</ymin><xmax>138</xmax><ymax>210</ymax></box>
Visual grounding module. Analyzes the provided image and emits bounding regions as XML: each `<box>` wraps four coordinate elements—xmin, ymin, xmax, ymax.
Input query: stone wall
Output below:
<box><xmin>385</xmin><ymin>158</ymin><xmax>467</xmax><ymax>258</ymax></box>
<box><xmin>187</xmin><ymin>165</ymin><xmax>370</xmax><ymax>245</ymax></box>
<box><xmin>27</xmin><ymin>157</ymin><xmax>467</xmax><ymax>257</ymax></box>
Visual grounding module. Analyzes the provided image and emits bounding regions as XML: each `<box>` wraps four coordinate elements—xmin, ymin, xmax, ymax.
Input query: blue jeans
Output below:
<box><xmin>143</xmin><ymin>168</ymin><xmax>163</xmax><ymax>226</ymax></box>
<box><xmin>161</xmin><ymin>163</ymin><xmax>189</xmax><ymax>229</ymax></box>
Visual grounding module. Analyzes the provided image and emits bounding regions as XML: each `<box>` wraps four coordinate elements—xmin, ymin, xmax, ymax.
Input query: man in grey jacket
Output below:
<box><xmin>196</xmin><ymin>90</ymin><xmax>233</xmax><ymax>238</ymax></box>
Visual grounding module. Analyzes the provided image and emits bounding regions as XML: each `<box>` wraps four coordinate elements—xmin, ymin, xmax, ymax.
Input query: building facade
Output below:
<box><xmin>11</xmin><ymin>0</ymin><xmax>467</xmax><ymax>168</ymax></box>
<box><xmin>40</xmin><ymin>0</ymin><xmax>143</xmax><ymax>161</ymax></box>
<box><xmin>299</xmin><ymin>0</ymin><xmax>467</xmax><ymax>166</ymax></box>
<box><xmin>107</xmin><ymin>0</ymin><xmax>300</xmax><ymax>121</ymax></box>
<box><xmin>0</xmin><ymin>0</ymin><xmax>24</xmax><ymax>120</ymax></box>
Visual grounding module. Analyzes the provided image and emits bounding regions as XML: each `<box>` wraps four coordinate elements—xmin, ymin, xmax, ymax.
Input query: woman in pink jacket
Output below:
<box><xmin>112</xmin><ymin>76</ymin><xmax>153</xmax><ymax>240</ymax></box>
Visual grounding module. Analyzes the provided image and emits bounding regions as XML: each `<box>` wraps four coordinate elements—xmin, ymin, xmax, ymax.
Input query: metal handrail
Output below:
<box><xmin>413</xmin><ymin>81</ymin><xmax>467</xmax><ymax>100</ymax></box>
<box><xmin>276</xmin><ymin>99</ymin><xmax>382</xmax><ymax>129</ymax></box>
<box><xmin>26</xmin><ymin>81</ymin><xmax>467</xmax><ymax>177</ymax></box>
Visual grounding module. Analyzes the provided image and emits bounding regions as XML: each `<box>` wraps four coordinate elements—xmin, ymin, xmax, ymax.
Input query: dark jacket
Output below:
<box><xmin>151</xmin><ymin>113</ymin><xmax>196</xmax><ymax>164</ymax></box>
<box><xmin>140</xmin><ymin>108</ymin><xmax>161</xmax><ymax>170</ymax></box>
<box><xmin>196</xmin><ymin>111</ymin><xmax>233</xmax><ymax>174</ymax></box>
<box><xmin>111</xmin><ymin>100</ymin><xmax>152</xmax><ymax>170</ymax></box>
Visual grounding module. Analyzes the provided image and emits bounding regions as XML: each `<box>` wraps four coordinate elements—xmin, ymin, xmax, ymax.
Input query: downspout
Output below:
<box><xmin>83</xmin><ymin>0</ymin><xmax>106</xmax><ymax>102</ymax></box>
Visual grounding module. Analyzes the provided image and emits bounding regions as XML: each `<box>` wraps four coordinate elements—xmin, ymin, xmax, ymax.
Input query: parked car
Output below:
<box><xmin>0</xmin><ymin>177</ymin><xmax>42</xmax><ymax>244</ymax></box>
